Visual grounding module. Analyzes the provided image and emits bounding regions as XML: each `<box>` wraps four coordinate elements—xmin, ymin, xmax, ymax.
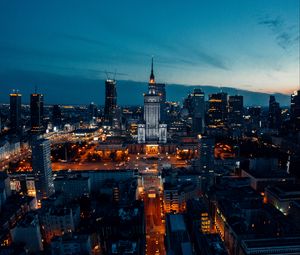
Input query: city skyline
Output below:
<box><xmin>1</xmin><ymin>2</ymin><xmax>300</xmax><ymax>255</ymax></box>
<box><xmin>0</xmin><ymin>0</ymin><xmax>299</xmax><ymax>95</ymax></box>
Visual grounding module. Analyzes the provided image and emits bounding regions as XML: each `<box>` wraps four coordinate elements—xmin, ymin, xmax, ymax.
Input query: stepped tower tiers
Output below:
<box><xmin>138</xmin><ymin>58</ymin><xmax>167</xmax><ymax>144</ymax></box>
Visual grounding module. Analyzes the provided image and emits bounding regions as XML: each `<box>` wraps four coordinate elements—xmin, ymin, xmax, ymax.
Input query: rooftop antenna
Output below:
<box><xmin>105</xmin><ymin>70</ymin><xmax>110</xmax><ymax>80</ymax></box>
<box><xmin>113</xmin><ymin>69</ymin><xmax>117</xmax><ymax>80</ymax></box>
<box><xmin>34</xmin><ymin>84</ymin><xmax>38</xmax><ymax>94</ymax></box>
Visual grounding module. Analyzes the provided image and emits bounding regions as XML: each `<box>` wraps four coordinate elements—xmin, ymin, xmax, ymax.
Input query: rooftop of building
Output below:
<box><xmin>242</xmin><ymin>236</ymin><xmax>300</xmax><ymax>249</ymax></box>
<box><xmin>181</xmin><ymin>242</ymin><xmax>193</xmax><ymax>255</ymax></box>
<box><xmin>168</xmin><ymin>214</ymin><xmax>186</xmax><ymax>232</ymax></box>
<box><xmin>52</xmin><ymin>233</ymin><xmax>90</xmax><ymax>243</ymax></box>
<box><xmin>186</xmin><ymin>198</ymin><xmax>209</xmax><ymax>218</ymax></box>
<box><xmin>111</xmin><ymin>240</ymin><xmax>137</xmax><ymax>254</ymax></box>
<box><xmin>0</xmin><ymin>195</ymin><xmax>35</xmax><ymax>228</ymax></box>
<box><xmin>266</xmin><ymin>184</ymin><xmax>300</xmax><ymax>199</ymax></box>
<box><xmin>203</xmin><ymin>234</ymin><xmax>228</xmax><ymax>255</ymax></box>
<box><xmin>242</xmin><ymin>168</ymin><xmax>293</xmax><ymax>179</ymax></box>
<box><xmin>15</xmin><ymin>213</ymin><xmax>38</xmax><ymax>228</ymax></box>
<box><xmin>215</xmin><ymin>185</ymin><xmax>262</xmax><ymax>204</ymax></box>
<box><xmin>53</xmin><ymin>173</ymin><xmax>89</xmax><ymax>181</ymax></box>
<box><xmin>164</xmin><ymin>181</ymin><xmax>197</xmax><ymax>194</ymax></box>
<box><xmin>99</xmin><ymin>201</ymin><xmax>144</xmax><ymax>224</ymax></box>
<box><xmin>73</xmin><ymin>127</ymin><xmax>98</xmax><ymax>134</ymax></box>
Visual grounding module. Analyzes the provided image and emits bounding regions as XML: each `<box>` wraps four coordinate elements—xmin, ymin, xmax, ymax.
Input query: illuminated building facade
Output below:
<box><xmin>291</xmin><ymin>90</ymin><xmax>300</xmax><ymax>131</ymax></box>
<box><xmin>9</xmin><ymin>92</ymin><xmax>22</xmax><ymax>134</ymax></box>
<box><xmin>138</xmin><ymin>58</ymin><xmax>167</xmax><ymax>144</ymax></box>
<box><xmin>207</xmin><ymin>92</ymin><xmax>228</xmax><ymax>128</ymax></box>
<box><xmin>32</xmin><ymin>138</ymin><xmax>55</xmax><ymax>203</ymax></box>
<box><xmin>190</xmin><ymin>89</ymin><xmax>205</xmax><ymax>134</ymax></box>
<box><xmin>39</xmin><ymin>205</ymin><xmax>80</xmax><ymax>243</ymax></box>
<box><xmin>198</xmin><ymin>136</ymin><xmax>215</xmax><ymax>173</ymax></box>
<box><xmin>104</xmin><ymin>79</ymin><xmax>117</xmax><ymax>125</ymax></box>
<box><xmin>228</xmin><ymin>95</ymin><xmax>244</xmax><ymax>127</ymax></box>
<box><xmin>30</xmin><ymin>93</ymin><xmax>44</xmax><ymax>134</ymax></box>
<box><xmin>268</xmin><ymin>95</ymin><xmax>281</xmax><ymax>130</ymax></box>
<box><xmin>197</xmin><ymin>135</ymin><xmax>215</xmax><ymax>192</ymax></box>
<box><xmin>186</xmin><ymin>199</ymin><xmax>211</xmax><ymax>234</ymax></box>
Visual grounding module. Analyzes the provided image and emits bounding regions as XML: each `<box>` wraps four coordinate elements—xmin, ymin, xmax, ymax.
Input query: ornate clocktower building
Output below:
<box><xmin>138</xmin><ymin>59</ymin><xmax>167</xmax><ymax>144</ymax></box>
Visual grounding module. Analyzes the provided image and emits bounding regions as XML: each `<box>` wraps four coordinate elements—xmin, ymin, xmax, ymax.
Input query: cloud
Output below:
<box><xmin>149</xmin><ymin>41</ymin><xmax>230</xmax><ymax>71</ymax></box>
<box><xmin>258</xmin><ymin>16</ymin><xmax>299</xmax><ymax>50</ymax></box>
<box><xmin>61</xmin><ymin>34</ymin><xmax>109</xmax><ymax>47</ymax></box>
<box><xmin>258</xmin><ymin>16</ymin><xmax>283</xmax><ymax>30</ymax></box>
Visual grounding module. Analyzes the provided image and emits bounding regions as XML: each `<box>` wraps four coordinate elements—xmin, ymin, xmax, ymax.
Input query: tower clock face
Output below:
<box><xmin>145</xmin><ymin>97</ymin><xmax>159</xmax><ymax>103</ymax></box>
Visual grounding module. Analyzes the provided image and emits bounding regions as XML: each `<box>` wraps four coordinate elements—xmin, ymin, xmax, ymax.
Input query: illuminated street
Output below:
<box><xmin>141</xmin><ymin>166</ymin><xmax>166</xmax><ymax>255</ymax></box>
<box><xmin>52</xmin><ymin>153</ymin><xmax>188</xmax><ymax>171</ymax></box>
<box><xmin>0</xmin><ymin>148</ymin><xmax>31</xmax><ymax>171</ymax></box>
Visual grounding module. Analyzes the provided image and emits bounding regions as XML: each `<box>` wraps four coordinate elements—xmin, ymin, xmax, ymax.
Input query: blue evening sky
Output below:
<box><xmin>0</xmin><ymin>0</ymin><xmax>299</xmax><ymax>94</ymax></box>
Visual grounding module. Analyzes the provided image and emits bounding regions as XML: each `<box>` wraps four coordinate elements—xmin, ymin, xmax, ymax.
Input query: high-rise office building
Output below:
<box><xmin>104</xmin><ymin>79</ymin><xmax>117</xmax><ymax>125</ymax></box>
<box><xmin>9</xmin><ymin>91</ymin><xmax>22</xmax><ymax>134</ymax></box>
<box><xmin>228</xmin><ymin>95</ymin><xmax>244</xmax><ymax>127</ymax></box>
<box><xmin>30</xmin><ymin>93</ymin><xmax>44</xmax><ymax>134</ymax></box>
<box><xmin>247</xmin><ymin>106</ymin><xmax>261</xmax><ymax>130</ymax></box>
<box><xmin>138</xmin><ymin>58</ymin><xmax>167</xmax><ymax>143</ymax></box>
<box><xmin>190</xmin><ymin>89</ymin><xmax>205</xmax><ymax>133</ymax></box>
<box><xmin>32</xmin><ymin>138</ymin><xmax>55</xmax><ymax>203</ymax></box>
<box><xmin>291</xmin><ymin>90</ymin><xmax>300</xmax><ymax>131</ymax></box>
<box><xmin>88</xmin><ymin>102</ymin><xmax>98</xmax><ymax>120</ymax></box>
<box><xmin>52</xmin><ymin>105</ymin><xmax>62</xmax><ymax>128</ymax></box>
<box><xmin>198</xmin><ymin>135</ymin><xmax>215</xmax><ymax>173</ymax></box>
<box><xmin>207</xmin><ymin>92</ymin><xmax>228</xmax><ymax>128</ymax></box>
<box><xmin>268</xmin><ymin>95</ymin><xmax>281</xmax><ymax>130</ymax></box>
<box><xmin>197</xmin><ymin>135</ymin><xmax>215</xmax><ymax>192</ymax></box>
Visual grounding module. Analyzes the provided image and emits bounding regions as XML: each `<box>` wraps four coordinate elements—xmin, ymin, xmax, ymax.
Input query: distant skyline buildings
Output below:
<box><xmin>291</xmin><ymin>90</ymin><xmax>300</xmax><ymax>131</ymax></box>
<box><xmin>9</xmin><ymin>92</ymin><xmax>22</xmax><ymax>134</ymax></box>
<box><xmin>104</xmin><ymin>79</ymin><xmax>117</xmax><ymax>125</ymax></box>
<box><xmin>30</xmin><ymin>93</ymin><xmax>44</xmax><ymax>134</ymax></box>
<box><xmin>228</xmin><ymin>95</ymin><xmax>244</xmax><ymax>127</ymax></box>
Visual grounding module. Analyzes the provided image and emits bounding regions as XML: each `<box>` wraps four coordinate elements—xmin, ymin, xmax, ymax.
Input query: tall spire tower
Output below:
<box><xmin>138</xmin><ymin>57</ymin><xmax>167</xmax><ymax>144</ymax></box>
<box><xmin>149</xmin><ymin>57</ymin><xmax>155</xmax><ymax>84</ymax></box>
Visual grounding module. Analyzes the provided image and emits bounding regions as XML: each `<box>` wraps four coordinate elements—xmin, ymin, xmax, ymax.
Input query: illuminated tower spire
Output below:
<box><xmin>149</xmin><ymin>57</ymin><xmax>155</xmax><ymax>84</ymax></box>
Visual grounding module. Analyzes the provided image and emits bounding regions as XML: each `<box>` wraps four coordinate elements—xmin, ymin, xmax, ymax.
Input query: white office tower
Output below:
<box><xmin>32</xmin><ymin>138</ymin><xmax>55</xmax><ymax>203</ymax></box>
<box><xmin>138</xmin><ymin>58</ymin><xmax>167</xmax><ymax>144</ymax></box>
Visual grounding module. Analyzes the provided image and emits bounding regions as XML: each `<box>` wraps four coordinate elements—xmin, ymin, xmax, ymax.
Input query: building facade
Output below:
<box><xmin>104</xmin><ymin>79</ymin><xmax>117</xmax><ymax>125</ymax></box>
<box><xmin>9</xmin><ymin>92</ymin><xmax>22</xmax><ymax>134</ymax></box>
<box><xmin>30</xmin><ymin>93</ymin><xmax>44</xmax><ymax>134</ymax></box>
<box><xmin>291</xmin><ymin>90</ymin><xmax>300</xmax><ymax>131</ymax></box>
<box><xmin>32</xmin><ymin>138</ymin><xmax>55</xmax><ymax>203</ymax></box>
<box><xmin>138</xmin><ymin>59</ymin><xmax>167</xmax><ymax>144</ymax></box>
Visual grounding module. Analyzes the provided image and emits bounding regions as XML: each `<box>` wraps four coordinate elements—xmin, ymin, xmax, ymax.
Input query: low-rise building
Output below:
<box><xmin>51</xmin><ymin>234</ymin><xmax>92</xmax><ymax>255</ymax></box>
<box><xmin>10</xmin><ymin>213</ymin><xmax>43</xmax><ymax>253</ymax></box>
<box><xmin>265</xmin><ymin>184</ymin><xmax>300</xmax><ymax>214</ymax></box>
<box><xmin>54</xmin><ymin>174</ymin><xmax>90</xmax><ymax>201</ymax></box>
<box><xmin>240</xmin><ymin>237</ymin><xmax>300</xmax><ymax>255</ymax></box>
<box><xmin>39</xmin><ymin>204</ymin><xmax>80</xmax><ymax>243</ymax></box>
